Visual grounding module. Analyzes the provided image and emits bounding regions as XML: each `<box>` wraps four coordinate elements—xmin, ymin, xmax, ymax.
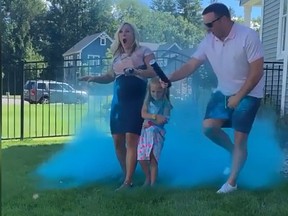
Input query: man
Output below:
<box><xmin>167</xmin><ymin>3</ymin><xmax>264</xmax><ymax>193</ymax></box>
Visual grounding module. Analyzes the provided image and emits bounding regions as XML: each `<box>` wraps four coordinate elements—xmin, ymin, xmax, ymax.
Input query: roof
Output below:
<box><xmin>139</xmin><ymin>42</ymin><xmax>183</xmax><ymax>52</ymax></box>
<box><xmin>158</xmin><ymin>43</ymin><xmax>182</xmax><ymax>51</ymax></box>
<box><xmin>63</xmin><ymin>32</ymin><xmax>113</xmax><ymax>56</ymax></box>
<box><xmin>178</xmin><ymin>47</ymin><xmax>196</xmax><ymax>57</ymax></box>
<box><xmin>139</xmin><ymin>42</ymin><xmax>161</xmax><ymax>51</ymax></box>
<box><xmin>63</xmin><ymin>33</ymin><xmax>183</xmax><ymax>56</ymax></box>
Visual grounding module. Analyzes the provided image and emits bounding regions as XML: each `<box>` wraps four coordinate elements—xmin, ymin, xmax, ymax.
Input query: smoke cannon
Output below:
<box><xmin>149</xmin><ymin>60</ymin><xmax>171</xmax><ymax>88</ymax></box>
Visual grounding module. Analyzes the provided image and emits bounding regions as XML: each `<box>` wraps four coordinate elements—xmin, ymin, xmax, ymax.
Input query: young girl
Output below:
<box><xmin>137</xmin><ymin>77</ymin><xmax>172</xmax><ymax>187</ymax></box>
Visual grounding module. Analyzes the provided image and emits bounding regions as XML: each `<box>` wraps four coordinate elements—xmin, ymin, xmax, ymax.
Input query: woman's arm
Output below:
<box><xmin>79</xmin><ymin>69</ymin><xmax>115</xmax><ymax>84</ymax></box>
<box><xmin>135</xmin><ymin>53</ymin><xmax>156</xmax><ymax>78</ymax></box>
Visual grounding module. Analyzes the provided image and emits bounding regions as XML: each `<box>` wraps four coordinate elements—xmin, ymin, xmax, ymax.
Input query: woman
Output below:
<box><xmin>79</xmin><ymin>22</ymin><xmax>156</xmax><ymax>189</ymax></box>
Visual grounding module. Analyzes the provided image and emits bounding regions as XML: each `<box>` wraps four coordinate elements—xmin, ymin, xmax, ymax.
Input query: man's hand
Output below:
<box><xmin>227</xmin><ymin>95</ymin><xmax>242</xmax><ymax>109</ymax></box>
<box><xmin>159</xmin><ymin>79</ymin><xmax>170</xmax><ymax>89</ymax></box>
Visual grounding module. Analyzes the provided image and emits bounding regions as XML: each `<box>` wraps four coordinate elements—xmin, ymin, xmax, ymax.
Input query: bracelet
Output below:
<box><xmin>151</xmin><ymin>114</ymin><xmax>157</xmax><ymax>120</ymax></box>
<box><xmin>136</xmin><ymin>69</ymin><xmax>143</xmax><ymax>76</ymax></box>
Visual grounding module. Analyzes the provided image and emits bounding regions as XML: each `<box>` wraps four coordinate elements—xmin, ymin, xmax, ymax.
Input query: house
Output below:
<box><xmin>62</xmin><ymin>32</ymin><xmax>113</xmax><ymax>83</ymax></box>
<box><xmin>63</xmin><ymin>32</ymin><xmax>183</xmax><ymax>84</ymax></box>
<box><xmin>239</xmin><ymin>0</ymin><xmax>288</xmax><ymax>116</ymax></box>
<box><xmin>140</xmin><ymin>42</ymin><xmax>182</xmax><ymax>68</ymax></box>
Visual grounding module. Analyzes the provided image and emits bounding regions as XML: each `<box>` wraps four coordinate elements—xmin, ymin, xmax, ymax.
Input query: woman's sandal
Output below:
<box><xmin>115</xmin><ymin>181</ymin><xmax>133</xmax><ymax>191</ymax></box>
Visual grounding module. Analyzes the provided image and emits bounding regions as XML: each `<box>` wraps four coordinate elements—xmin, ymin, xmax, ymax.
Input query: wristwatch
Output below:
<box><xmin>151</xmin><ymin>114</ymin><xmax>157</xmax><ymax>120</ymax></box>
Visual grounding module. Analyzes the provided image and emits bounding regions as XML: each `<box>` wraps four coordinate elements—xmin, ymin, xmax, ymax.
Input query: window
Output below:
<box><xmin>277</xmin><ymin>0</ymin><xmax>288</xmax><ymax>58</ymax></box>
<box><xmin>66</xmin><ymin>55</ymin><xmax>73</xmax><ymax>66</ymax></box>
<box><xmin>88</xmin><ymin>55</ymin><xmax>100</xmax><ymax>66</ymax></box>
<box><xmin>100</xmin><ymin>36</ymin><xmax>106</xmax><ymax>46</ymax></box>
<box><xmin>76</xmin><ymin>54</ymin><xmax>81</xmax><ymax>66</ymax></box>
<box><xmin>61</xmin><ymin>84</ymin><xmax>74</xmax><ymax>91</ymax></box>
<box><xmin>49</xmin><ymin>83</ymin><xmax>63</xmax><ymax>91</ymax></box>
<box><xmin>37</xmin><ymin>83</ymin><xmax>46</xmax><ymax>90</ymax></box>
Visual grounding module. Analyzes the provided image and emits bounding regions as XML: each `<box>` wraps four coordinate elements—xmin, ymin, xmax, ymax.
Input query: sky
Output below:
<box><xmin>141</xmin><ymin>0</ymin><xmax>261</xmax><ymax>18</ymax></box>
<box><xmin>202</xmin><ymin>0</ymin><xmax>261</xmax><ymax>18</ymax></box>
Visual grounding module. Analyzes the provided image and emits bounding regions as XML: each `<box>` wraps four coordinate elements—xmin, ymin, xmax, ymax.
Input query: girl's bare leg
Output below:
<box><xmin>139</xmin><ymin>160</ymin><xmax>151</xmax><ymax>186</ymax></box>
<box><xmin>150</xmin><ymin>153</ymin><xmax>158</xmax><ymax>186</ymax></box>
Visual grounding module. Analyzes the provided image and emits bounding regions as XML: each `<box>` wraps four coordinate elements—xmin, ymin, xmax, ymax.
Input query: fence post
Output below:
<box><xmin>0</xmin><ymin>49</ymin><xmax>2</xmax><ymax>144</ymax></box>
<box><xmin>280</xmin><ymin>56</ymin><xmax>288</xmax><ymax>116</ymax></box>
<box><xmin>20</xmin><ymin>61</ymin><xmax>25</xmax><ymax>140</ymax></box>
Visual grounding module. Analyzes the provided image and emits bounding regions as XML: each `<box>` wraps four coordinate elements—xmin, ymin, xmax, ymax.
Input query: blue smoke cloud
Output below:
<box><xmin>35</xmin><ymin>95</ymin><xmax>284</xmax><ymax>190</ymax></box>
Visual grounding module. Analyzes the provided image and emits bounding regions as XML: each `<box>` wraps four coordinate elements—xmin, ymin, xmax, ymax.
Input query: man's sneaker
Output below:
<box><xmin>216</xmin><ymin>182</ymin><xmax>237</xmax><ymax>194</ymax></box>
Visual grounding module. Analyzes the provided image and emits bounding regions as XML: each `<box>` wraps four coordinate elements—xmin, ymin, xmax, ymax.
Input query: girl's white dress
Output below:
<box><xmin>137</xmin><ymin>100</ymin><xmax>168</xmax><ymax>162</ymax></box>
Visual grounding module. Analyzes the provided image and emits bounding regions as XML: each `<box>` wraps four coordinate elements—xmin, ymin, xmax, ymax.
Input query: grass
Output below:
<box><xmin>2</xmin><ymin>96</ymin><xmax>288</xmax><ymax>215</ymax></box>
<box><xmin>2</xmin><ymin>141</ymin><xmax>288</xmax><ymax>216</ymax></box>
<box><xmin>2</xmin><ymin>97</ymin><xmax>111</xmax><ymax>139</ymax></box>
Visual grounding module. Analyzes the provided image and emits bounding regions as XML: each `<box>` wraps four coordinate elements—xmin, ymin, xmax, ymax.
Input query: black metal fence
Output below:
<box><xmin>263</xmin><ymin>61</ymin><xmax>284</xmax><ymax>112</ymax></box>
<box><xmin>0</xmin><ymin>54</ymin><xmax>284</xmax><ymax>140</ymax></box>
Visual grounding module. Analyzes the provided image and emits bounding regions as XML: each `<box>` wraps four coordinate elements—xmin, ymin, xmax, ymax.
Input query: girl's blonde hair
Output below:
<box><xmin>144</xmin><ymin>77</ymin><xmax>171</xmax><ymax>106</ymax></box>
<box><xmin>110</xmin><ymin>22</ymin><xmax>140</xmax><ymax>58</ymax></box>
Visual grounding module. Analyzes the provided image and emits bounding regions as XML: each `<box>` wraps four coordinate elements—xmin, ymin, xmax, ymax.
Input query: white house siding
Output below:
<box><xmin>240</xmin><ymin>0</ymin><xmax>250</xmax><ymax>4</ymax></box>
<box><xmin>284</xmin><ymin>60</ymin><xmax>288</xmax><ymax>115</ymax></box>
<box><xmin>262</xmin><ymin>0</ymin><xmax>280</xmax><ymax>61</ymax></box>
<box><xmin>286</xmin><ymin>93</ymin><xmax>288</xmax><ymax>114</ymax></box>
<box><xmin>260</xmin><ymin>0</ymin><xmax>288</xmax><ymax>114</ymax></box>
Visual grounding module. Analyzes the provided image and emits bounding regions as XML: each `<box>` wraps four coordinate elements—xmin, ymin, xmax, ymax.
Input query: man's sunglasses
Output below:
<box><xmin>204</xmin><ymin>16</ymin><xmax>222</xmax><ymax>28</ymax></box>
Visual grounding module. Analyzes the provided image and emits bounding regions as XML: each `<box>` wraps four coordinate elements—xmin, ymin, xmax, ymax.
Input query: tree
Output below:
<box><xmin>151</xmin><ymin>0</ymin><xmax>203</xmax><ymax>26</ymax></box>
<box><xmin>1</xmin><ymin>0</ymin><xmax>47</xmax><ymax>92</ymax></box>
<box><xmin>113</xmin><ymin>0</ymin><xmax>204</xmax><ymax>48</ymax></box>
<box><xmin>24</xmin><ymin>41</ymin><xmax>45</xmax><ymax>79</ymax></box>
<box><xmin>151</xmin><ymin>0</ymin><xmax>177</xmax><ymax>15</ymax></box>
<box><xmin>35</xmin><ymin>0</ymin><xmax>116</xmax><ymax>79</ymax></box>
<box><xmin>2</xmin><ymin>0</ymin><xmax>46</xmax><ymax>63</ymax></box>
<box><xmin>176</xmin><ymin>0</ymin><xmax>202</xmax><ymax>25</ymax></box>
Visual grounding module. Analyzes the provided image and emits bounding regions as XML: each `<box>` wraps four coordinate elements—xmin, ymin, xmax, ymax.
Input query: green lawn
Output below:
<box><xmin>2</xmin><ymin>98</ymin><xmax>111</xmax><ymax>139</ymax></box>
<box><xmin>1</xmin><ymin>141</ymin><xmax>288</xmax><ymax>216</ymax></box>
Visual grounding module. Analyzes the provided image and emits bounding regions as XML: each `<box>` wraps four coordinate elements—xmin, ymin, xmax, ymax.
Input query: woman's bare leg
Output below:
<box><xmin>124</xmin><ymin>133</ymin><xmax>139</xmax><ymax>184</ymax></box>
<box><xmin>112</xmin><ymin>134</ymin><xmax>126</xmax><ymax>177</ymax></box>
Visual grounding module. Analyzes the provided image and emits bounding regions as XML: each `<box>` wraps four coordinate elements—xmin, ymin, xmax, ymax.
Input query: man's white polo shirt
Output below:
<box><xmin>193</xmin><ymin>23</ymin><xmax>264</xmax><ymax>98</ymax></box>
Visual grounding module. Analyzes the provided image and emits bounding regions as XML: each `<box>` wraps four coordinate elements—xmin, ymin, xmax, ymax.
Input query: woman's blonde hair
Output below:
<box><xmin>144</xmin><ymin>77</ymin><xmax>171</xmax><ymax>106</ymax></box>
<box><xmin>110</xmin><ymin>22</ymin><xmax>140</xmax><ymax>57</ymax></box>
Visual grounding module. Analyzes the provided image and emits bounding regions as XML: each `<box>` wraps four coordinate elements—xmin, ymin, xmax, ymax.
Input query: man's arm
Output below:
<box><xmin>168</xmin><ymin>57</ymin><xmax>203</xmax><ymax>82</ymax></box>
<box><xmin>235</xmin><ymin>57</ymin><xmax>264</xmax><ymax>99</ymax></box>
<box><xmin>227</xmin><ymin>57</ymin><xmax>264</xmax><ymax>109</ymax></box>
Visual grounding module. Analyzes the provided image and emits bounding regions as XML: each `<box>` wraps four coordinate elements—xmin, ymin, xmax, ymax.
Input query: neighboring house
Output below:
<box><xmin>63</xmin><ymin>32</ymin><xmax>183</xmax><ymax>84</ymax></box>
<box><xmin>62</xmin><ymin>32</ymin><xmax>113</xmax><ymax>84</ymax></box>
<box><xmin>239</xmin><ymin>0</ymin><xmax>288</xmax><ymax>116</ymax></box>
<box><xmin>140</xmin><ymin>42</ymin><xmax>182</xmax><ymax>67</ymax></box>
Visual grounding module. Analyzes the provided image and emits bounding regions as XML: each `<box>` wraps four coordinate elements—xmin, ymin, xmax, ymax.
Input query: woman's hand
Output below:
<box><xmin>78</xmin><ymin>76</ymin><xmax>94</xmax><ymax>82</ymax></box>
<box><xmin>134</xmin><ymin>69</ymin><xmax>143</xmax><ymax>76</ymax></box>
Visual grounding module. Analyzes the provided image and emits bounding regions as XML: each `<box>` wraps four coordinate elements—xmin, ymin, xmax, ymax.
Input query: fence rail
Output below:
<box><xmin>263</xmin><ymin>61</ymin><xmax>283</xmax><ymax>112</ymax></box>
<box><xmin>0</xmin><ymin>57</ymin><xmax>284</xmax><ymax>140</ymax></box>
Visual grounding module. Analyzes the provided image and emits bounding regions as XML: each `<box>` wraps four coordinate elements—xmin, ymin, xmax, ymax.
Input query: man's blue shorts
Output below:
<box><xmin>204</xmin><ymin>91</ymin><xmax>261</xmax><ymax>134</ymax></box>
